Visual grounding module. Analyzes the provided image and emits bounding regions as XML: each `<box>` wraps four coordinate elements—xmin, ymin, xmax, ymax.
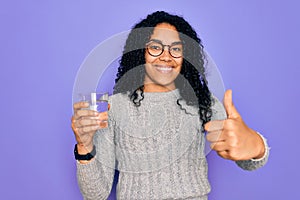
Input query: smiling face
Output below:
<box><xmin>144</xmin><ymin>23</ymin><xmax>183</xmax><ymax>92</ymax></box>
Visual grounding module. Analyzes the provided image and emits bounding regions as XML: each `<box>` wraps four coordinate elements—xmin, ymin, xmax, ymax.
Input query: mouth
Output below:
<box><xmin>154</xmin><ymin>65</ymin><xmax>174</xmax><ymax>73</ymax></box>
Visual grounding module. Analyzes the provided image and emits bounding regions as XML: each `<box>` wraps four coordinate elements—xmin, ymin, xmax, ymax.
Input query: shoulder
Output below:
<box><xmin>109</xmin><ymin>92</ymin><xmax>130</xmax><ymax>103</ymax></box>
<box><xmin>108</xmin><ymin>92</ymin><xmax>131</xmax><ymax>114</ymax></box>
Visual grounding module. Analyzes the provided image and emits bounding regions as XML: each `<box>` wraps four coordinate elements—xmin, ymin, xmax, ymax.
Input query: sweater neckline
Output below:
<box><xmin>141</xmin><ymin>88</ymin><xmax>181</xmax><ymax>101</ymax></box>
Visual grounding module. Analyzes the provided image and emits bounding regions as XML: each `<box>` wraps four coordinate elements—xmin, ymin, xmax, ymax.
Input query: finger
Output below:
<box><xmin>76</xmin><ymin>118</ymin><xmax>102</xmax><ymax>127</ymax></box>
<box><xmin>98</xmin><ymin>111</ymin><xmax>108</xmax><ymax>121</ymax></box>
<box><xmin>210</xmin><ymin>141</ymin><xmax>228</xmax><ymax>152</ymax></box>
<box><xmin>71</xmin><ymin>116</ymin><xmax>76</xmax><ymax>124</ymax></box>
<box><xmin>73</xmin><ymin>101</ymin><xmax>89</xmax><ymax>110</ymax></box>
<box><xmin>217</xmin><ymin>151</ymin><xmax>231</xmax><ymax>160</ymax></box>
<box><xmin>71</xmin><ymin>118</ymin><xmax>78</xmax><ymax>133</ymax></box>
<box><xmin>204</xmin><ymin>120</ymin><xmax>225</xmax><ymax>132</ymax></box>
<box><xmin>75</xmin><ymin>109</ymin><xmax>99</xmax><ymax>119</ymax></box>
<box><xmin>223</xmin><ymin>90</ymin><xmax>240</xmax><ymax>119</ymax></box>
<box><xmin>222</xmin><ymin>119</ymin><xmax>240</xmax><ymax>132</ymax></box>
<box><xmin>206</xmin><ymin>130</ymin><xmax>225</xmax><ymax>142</ymax></box>
<box><xmin>99</xmin><ymin>121</ymin><xmax>108</xmax><ymax>129</ymax></box>
<box><xmin>77</xmin><ymin>125</ymin><xmax>100</xmax><ymax>134</ymax></box>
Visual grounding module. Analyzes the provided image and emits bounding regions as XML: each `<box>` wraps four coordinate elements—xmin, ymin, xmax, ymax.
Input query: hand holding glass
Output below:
<box><xmin>72</xmin><ymin>92</ymin><xmax>109</xmax><ymax>142</ymax></box>
<box><xmin>71</xmin><ymin>92</ymin><xmax>109</xmax><ymax>156</ymax></box>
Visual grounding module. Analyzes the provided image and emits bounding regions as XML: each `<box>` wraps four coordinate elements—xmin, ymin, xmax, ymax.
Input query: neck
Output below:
<box><xmin>143</xmin><ymin>83</ymin><xmax>176</xmax><ymax>92</ymax></box>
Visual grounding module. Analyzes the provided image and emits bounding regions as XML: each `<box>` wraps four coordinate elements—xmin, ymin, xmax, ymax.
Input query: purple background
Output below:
<box><xmin>1</xmin><ymin>0</ymin><xmax>299</xmax><ymax>199</ymax></box>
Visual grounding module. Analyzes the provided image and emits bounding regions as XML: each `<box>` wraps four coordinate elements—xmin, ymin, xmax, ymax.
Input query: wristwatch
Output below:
<box><xmin>74</xmin><ymin>144</ymin><xmax>96</xmax><ymax>161</ymax></box>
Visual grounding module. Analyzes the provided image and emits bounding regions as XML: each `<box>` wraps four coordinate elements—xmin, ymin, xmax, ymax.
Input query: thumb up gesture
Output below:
<box><xmin>205</xmin><ymin>90</ymin><xmax>265</xmax><ymax>161</ymax></box>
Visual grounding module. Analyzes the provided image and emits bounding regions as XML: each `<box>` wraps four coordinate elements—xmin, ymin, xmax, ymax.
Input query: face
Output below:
<box><xmin>144</xmin><ymin>23</ymin><xmax>183</xmax><ymax>92</ymax></box>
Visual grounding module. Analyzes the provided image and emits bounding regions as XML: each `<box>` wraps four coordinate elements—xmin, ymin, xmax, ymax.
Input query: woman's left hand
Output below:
<box><xmin>204</xmin><ymin>90</ymin><xmax>265</xmax><ymax>161</ymax></box>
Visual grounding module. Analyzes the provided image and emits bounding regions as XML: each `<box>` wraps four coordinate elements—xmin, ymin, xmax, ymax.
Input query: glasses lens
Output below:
<box><xmin>147</xmin><ymin>42</ymin><xmax>163</xmax><ymax>57</ymax></box>
<box><xmin>169</xmin><ymin>44</ymin><xmax>183</xmax><ymax>58</ymax></box>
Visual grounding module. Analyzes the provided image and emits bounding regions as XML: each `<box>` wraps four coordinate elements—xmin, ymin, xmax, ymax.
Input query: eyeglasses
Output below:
<box><xmin>146</xmin><ymin>40</ymin><xmax>183</xmax><ymax>58</ymax></box>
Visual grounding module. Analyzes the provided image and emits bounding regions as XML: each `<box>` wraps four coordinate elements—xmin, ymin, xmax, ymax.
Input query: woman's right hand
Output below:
<box><xmin>71</xmin><ymin>101</ymin><xmax>108</xmax><ymax>154</ymax></box>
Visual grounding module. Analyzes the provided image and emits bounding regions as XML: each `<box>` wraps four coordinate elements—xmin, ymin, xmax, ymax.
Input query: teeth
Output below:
<box><xmin>157</xmin><ymin>67</ymin><xmax>172</xmax><ymax>71</ymax></box>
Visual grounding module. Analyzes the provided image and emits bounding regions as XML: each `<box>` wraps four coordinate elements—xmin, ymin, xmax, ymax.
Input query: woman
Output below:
<box><xmin>71</xmin><ymin>11</ymin><xmax>269</xmax><ymax>200</ymax></box>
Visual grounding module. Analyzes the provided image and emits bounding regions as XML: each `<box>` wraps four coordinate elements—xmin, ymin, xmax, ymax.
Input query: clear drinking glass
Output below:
<box><xmin>79</xmin><ymin>92</ymin><xmax>109</xmax><ymax>112</ymax></box>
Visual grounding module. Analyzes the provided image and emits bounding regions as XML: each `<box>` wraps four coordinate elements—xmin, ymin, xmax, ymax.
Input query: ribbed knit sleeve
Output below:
<box><xmin>76</xmin><ymin>158</ymin><xmax>115</xmax><ymax>200</ymax></box>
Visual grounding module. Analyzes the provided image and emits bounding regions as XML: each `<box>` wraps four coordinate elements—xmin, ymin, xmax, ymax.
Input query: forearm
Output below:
<box><xmin>76</xmin><ymin>121</ymin><xmax>116</xmax><ymax>199</ymax></box>
<box><xmin>77</xmin><ymin>158</ymin><xmax>115</xmax><ymax>200</ymax></box>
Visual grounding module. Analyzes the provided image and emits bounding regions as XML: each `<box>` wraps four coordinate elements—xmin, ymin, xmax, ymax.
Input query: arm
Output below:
<box><xmin>72</xmin><ymin>101</ymin><xmax>116</xmax><ymax>199</ymax></box>
<box><xmin>76</xmin><ymin>123</ymin><xmax>116</xmax><ymax>199</ymax></box>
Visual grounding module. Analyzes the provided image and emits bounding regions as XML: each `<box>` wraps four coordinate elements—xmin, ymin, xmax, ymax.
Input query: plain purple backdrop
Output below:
<box><xmin>1</xmin><ymin>0</ymin><xmax>299</xmax><ymax>199</ymax></box>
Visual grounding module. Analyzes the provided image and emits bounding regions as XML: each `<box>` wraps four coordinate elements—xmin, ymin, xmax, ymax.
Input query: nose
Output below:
<box><xmin>159</xmin><ymin>46</ymin><xmax>172</xmax><ymax>61</ymax></box>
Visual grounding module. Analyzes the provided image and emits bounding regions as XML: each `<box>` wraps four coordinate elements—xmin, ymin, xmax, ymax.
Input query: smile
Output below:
<box><xmin>155</xmin><ymin>65</ymin><xmax>174</xmax><ymax>73</ymax></box>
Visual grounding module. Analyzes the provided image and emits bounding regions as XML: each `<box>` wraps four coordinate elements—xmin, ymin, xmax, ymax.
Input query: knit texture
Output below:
<box><xmin>77</xmin><ymin>89</ymin><xmax>269</xmax><ymax>200</ymax></box>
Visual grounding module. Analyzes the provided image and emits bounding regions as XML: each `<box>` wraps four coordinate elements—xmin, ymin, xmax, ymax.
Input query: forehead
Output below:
<box><xmin>150</xmin><ymin>23</ymin><xmax>180</xmax><ymax>44</ymax></box>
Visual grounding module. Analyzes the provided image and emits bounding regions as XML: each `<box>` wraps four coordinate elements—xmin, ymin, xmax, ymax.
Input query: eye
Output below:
<box><xmin>171</xmin><ymin>46</ymin><xmax>182</xmax><ymax>52</ymax></box>
<box><xmin>149</xmin><ymin>44</ymin><xmax>162</xmax><ymax>50</ymax></box>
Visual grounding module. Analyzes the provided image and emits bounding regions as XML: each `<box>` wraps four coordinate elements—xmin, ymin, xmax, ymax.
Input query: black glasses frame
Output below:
<box><xmin>146</xmin><ymin>40</ymin><xmax>183</xmax><ymax>58</ymax></box>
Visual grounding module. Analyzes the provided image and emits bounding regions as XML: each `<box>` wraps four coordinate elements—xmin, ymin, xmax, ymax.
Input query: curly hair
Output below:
<box><xmin>113</xmin><ymin>11</ymin><xmax>213</xmax><ymax>126</ymax></box>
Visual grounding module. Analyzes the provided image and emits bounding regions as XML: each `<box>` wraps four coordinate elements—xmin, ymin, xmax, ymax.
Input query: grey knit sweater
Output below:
<box><xmin>77</xmin><ymin>89</ymin><xmax>269</xmax><ymax>200</ymax></box>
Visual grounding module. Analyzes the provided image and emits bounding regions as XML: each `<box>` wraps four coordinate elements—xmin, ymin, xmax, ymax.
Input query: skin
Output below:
<box><xmin>71</xmin><ymin>22</ymin><xmax>265</xmax><ymax>164</ymax></box>
<box><xmin>205</xmin><ymin>90</ymin><xmax>265</xmax><ymax>160</ymax></box>
<box><xmin>144</xmin><ymin>23</ymin><xmax>183</xmax><ymax>92</ymax></box>
<box><xmin>71</xmin><ymin>102</ymin><xmax>107</xmax><ymax>163</ymax></box>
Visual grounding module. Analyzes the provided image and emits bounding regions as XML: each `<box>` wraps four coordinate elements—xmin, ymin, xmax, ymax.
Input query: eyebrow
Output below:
<box><xmin>149</xmin><ymin>39</ymin><xmax>182</xmax><ymax>46</ymax></box>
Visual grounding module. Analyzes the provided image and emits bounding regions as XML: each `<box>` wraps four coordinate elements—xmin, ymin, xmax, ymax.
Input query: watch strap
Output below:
<box><xmin>74</xmin><ymin>144</ymin><xmax>96</xmax><ymax>161</ymax></box>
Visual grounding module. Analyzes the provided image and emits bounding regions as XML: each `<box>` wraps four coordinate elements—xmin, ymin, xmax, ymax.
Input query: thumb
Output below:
<box><xmin>223</xmin><ymin>89</ymin><xmax>240</xmax><ymax>119</ymax></box>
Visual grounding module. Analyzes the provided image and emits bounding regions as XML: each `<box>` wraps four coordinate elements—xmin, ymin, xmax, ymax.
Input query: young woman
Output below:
<box><xmin>71</xmin><ymin>11</ymin><xmax>269</xmax><ymax>200</ymax></box>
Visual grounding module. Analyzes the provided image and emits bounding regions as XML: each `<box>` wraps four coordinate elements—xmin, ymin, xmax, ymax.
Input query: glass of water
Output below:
<box><xmin>79</xmin><ymin>92</ymin><xmax>109</xmax><ymax>113</ymax></box>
